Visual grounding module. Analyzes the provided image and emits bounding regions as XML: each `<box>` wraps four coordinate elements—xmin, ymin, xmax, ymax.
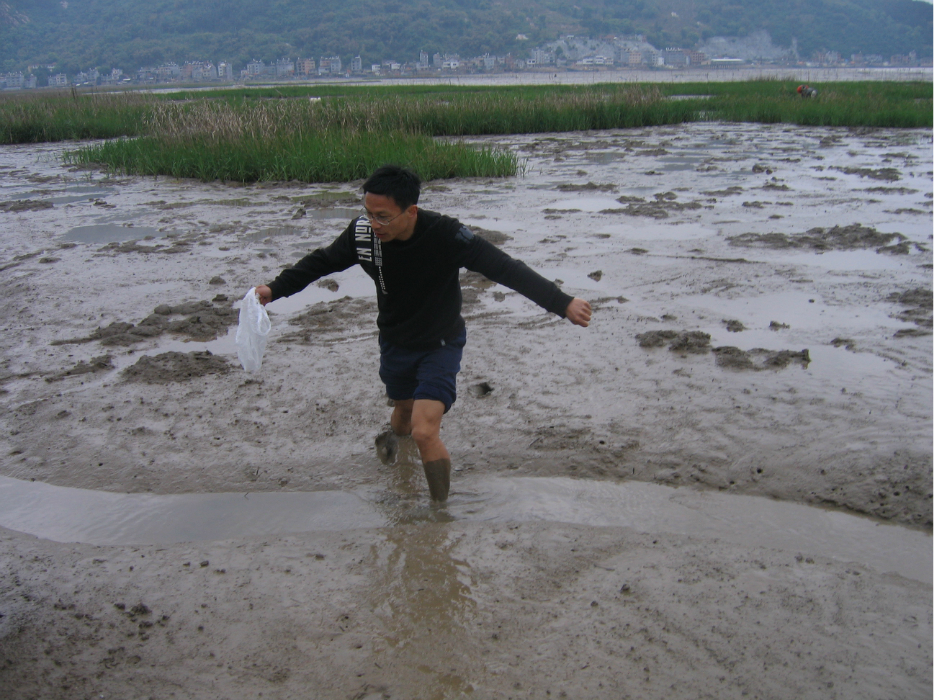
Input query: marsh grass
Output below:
<box><xmin>65</xmin><ymin>131</ymin><xmax>517</xmax><ymax>182</ymax></box>
<box><xmin>0</xmin><ymin>89</ymin><xmax>151</xmax><ymax>143</ymax></box>
<box><xmin>7</xmin><ymin>80</ymin><xmax>930</xmax><ymax>183</ymax></box>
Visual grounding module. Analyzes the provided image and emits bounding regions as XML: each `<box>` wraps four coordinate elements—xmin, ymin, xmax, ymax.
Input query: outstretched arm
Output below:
<box><xmin>565</xmin><ymin>298</ymin><xmax>592</xmax><ymax>327</ymax></box>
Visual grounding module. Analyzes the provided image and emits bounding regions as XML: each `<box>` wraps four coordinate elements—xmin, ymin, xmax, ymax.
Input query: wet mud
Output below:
<box><xmin>122</xmin><ymin>351</ymin><xmax>231</xmax><ymax>384</ymax></box>
<box><xmin>0</xmin><ymin>122</ymin><xmax>931</xmax><ymax>699</ymax></box>
<box><xmin>51</xmin><ymin>300</ymin><xmax>238</xmax><ymax>346</ymax></box>
<box><xmin>728</xmin><ymin>222</ymin><xmax>914</xmax><ymax>252</ymax></box>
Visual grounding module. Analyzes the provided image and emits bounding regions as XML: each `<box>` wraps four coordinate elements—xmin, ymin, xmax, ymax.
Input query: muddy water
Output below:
<box><xmin>0</xmin><ymin>474</ymin><xmax>928</xmax><ymax>583</ymax></box>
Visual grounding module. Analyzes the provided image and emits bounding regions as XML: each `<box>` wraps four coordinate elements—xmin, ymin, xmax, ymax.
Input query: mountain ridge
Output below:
<box><xmin>1</xmin><ymin>0</ymin><xmax>930</xmax><ymax>75</ymax></box>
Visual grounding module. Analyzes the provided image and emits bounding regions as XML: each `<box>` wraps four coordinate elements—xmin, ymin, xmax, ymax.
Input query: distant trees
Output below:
<box><xmin>0</xmin><ymin>0</ymin><xmax>930</xmax><ymax>75</ymax></box>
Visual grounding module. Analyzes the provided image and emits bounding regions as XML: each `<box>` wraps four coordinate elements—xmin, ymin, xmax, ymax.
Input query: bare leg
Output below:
<box><xmin>390</xmin><ymin>398</ymin><xmax>414</xmax><ymax>438</ymax></box>
<box><xmin>409</xmin><ymin>399</ymin><xmax>449</xmax><ymax>463</ymax></box>
<box><xmin>410</xmin><ymin>399</ymin><xmax>451</xmax><ymax>501</ymax></box>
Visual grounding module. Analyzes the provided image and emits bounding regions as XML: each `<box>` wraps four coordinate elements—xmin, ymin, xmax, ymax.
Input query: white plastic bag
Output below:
<box><xmin>235</xmin><ymin>287</ymin><xmax>271</xmax><ymax>372</ymax></box>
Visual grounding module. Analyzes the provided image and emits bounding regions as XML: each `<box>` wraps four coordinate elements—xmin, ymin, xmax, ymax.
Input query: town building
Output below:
<box><xmin>296</xmin><ymin>58</ymin><xmax>315</xmax><ymax>76</ymax></box>
<box><xmin>318</xmin><ymin>56</ymin><xmax>341</xmax><ymax>75</ymax></box>
<box><xmin>276</xmin><ymin>58</ymin><xmax>294</xmax><ymax>77</ymax></box>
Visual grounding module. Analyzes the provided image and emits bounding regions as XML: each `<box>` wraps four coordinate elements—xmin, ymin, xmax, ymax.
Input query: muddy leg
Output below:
<box><xmin>375</xmin><ymin>399</ymin><xmax>415</xmax><ymax>464</ymax></box>
<box><xmin>422</xmin><ymin>459</ymin><xmax>451</xmax><ymax>502</ymax></box>
<box><xmin>374</xmin><ymin>430</ymin><xmax>399</xmax><ymax>464</ymax></box>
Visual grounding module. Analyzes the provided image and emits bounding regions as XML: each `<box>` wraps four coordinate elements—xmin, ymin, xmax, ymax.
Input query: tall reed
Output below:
<box><xmin>0</xmin><ymin>90</ymin><xmax>152</xmax><ymax>144</ymax></box>
<box><xmin>19</xmin><ymin>79</ymin><xmax>931</xmax><ymax>183</ymax></box>
<box><xmin>65</xmin><ymin>131</ymin><xmax>518</xmax><ymax>183</ymax></box>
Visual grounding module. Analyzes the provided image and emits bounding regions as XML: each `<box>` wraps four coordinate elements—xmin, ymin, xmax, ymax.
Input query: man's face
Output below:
<box><xmin>363</xmin><ymin>193</ymin><xmax>417</xmax><ymax>243</ymax></box>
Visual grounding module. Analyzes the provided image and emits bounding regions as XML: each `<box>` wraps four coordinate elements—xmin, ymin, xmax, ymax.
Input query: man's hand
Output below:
<box><xmin>565</xmin><ymin>297</ymin><xmax>592</xmax><ymax>327</ymax></box>
<box><xmin>255</xmin><ymin>285</ymin><xmax>273</xmax><ymax>306</ymax></box>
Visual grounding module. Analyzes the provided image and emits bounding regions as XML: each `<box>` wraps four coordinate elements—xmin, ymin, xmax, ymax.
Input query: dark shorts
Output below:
<box><xmin>378</xmin><ymin>328</ymin><xmax>466</xmax><ymax>413</ymax></box>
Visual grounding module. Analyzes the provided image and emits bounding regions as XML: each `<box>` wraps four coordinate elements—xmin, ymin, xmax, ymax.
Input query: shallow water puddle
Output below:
<box><xmin>304</xmin><ymin>206</ymin><xmax>360</xmax><ymax>221</ymax></box>
<box><xmin>741</xmin><ymin>248</ymin><xmax>922</xmax><ymax>272</ymax></box>
<box><xmin>0</xmin><ymin>475</ymin><xmax>928</xmax><ymax>583</ymax></box>
<box><xmin>691</xmin><ymin>290</ymin><xmax>909</xmax><ymax>334</ymax></box>
<box><xmin>63</xmin><ymin>223</ymin><xmax>164</xmax><ymax>243</ymax></box>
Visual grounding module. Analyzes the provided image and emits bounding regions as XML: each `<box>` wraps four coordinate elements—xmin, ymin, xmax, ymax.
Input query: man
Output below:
<box><xmin>256</xmin><ymin>165</ymin><xmax>591</xmax><ymax>502</ymax></box>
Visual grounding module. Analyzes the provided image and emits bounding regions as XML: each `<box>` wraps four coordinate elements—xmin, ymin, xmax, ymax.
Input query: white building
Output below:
<box><xmin>276</xmin><ymin>58</ymin><xmax>295</xmax><ymax>77</ymax></box>
<box><xmin>318</xmin><ymin>56</ymin><xmax>341</xmax><ymax>75</ymax></box>
<box><xmin>531</xmin><ymin>48</ymin><xmax>554</xmax><ymax>65</ymax></box>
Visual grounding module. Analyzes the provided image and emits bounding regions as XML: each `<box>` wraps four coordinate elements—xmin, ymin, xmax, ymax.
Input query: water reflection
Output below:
<box><xmin>363</xmin><ymin>522</ymin><xmax>477</xmax><ymax>698</ymax></box>
<box><xmin>0</xmin><ymin>473</ymin><xmax>928</xmax><ymax>584</ymax></box>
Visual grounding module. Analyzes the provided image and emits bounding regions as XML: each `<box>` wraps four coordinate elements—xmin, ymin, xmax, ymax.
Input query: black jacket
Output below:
<box><xmin>267</xmin><ymin>210</ymin><xmax>574</xmax><ymax>350</ymax></box>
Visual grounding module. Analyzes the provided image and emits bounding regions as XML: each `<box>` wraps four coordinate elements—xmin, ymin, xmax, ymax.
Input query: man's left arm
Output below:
<box><xmin>459</xmin><ymin>230</ymin><xmax>591</xmax><ymax>326</ymax></box>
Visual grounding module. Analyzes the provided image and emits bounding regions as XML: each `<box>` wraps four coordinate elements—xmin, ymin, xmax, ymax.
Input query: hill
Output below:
<box><xmin>0</xmin><ymin>0</ymin><xmax>931</xmax><ymax>75</ymax></box>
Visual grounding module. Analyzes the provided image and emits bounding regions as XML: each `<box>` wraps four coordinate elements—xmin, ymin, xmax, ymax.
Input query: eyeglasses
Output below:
<box><xmin>363</xmin><ymin>207</ymin><xmax>406</xmax><ymax>226</ymax></box>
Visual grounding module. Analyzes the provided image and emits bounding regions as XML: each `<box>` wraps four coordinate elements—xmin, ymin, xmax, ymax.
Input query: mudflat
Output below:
<box><xmin>0</xmin><ymin>122</ymin><xmax>931</xmax><ymax>699</ymax></box>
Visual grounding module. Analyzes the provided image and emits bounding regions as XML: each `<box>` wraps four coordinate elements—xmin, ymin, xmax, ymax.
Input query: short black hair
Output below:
<box><xmin>362</xmin><ymin>165</ymin><xmax>421</xmax><ymax>210</ymax></box>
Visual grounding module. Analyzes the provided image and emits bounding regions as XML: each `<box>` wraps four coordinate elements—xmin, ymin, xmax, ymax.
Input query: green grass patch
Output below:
<box><xmin>63</xmin><ymin>131</ymin><xmax>518</xmax><ymax>183</ymax></box>
<box><xmin>3</xmin><ymin>80</ymin><xmax>929</xmax><ymax>183</ymax></box>
<box><xmin>0</xmin><ymin>90</ymin><xmax>150</xmax><ymax>143</ymax></box>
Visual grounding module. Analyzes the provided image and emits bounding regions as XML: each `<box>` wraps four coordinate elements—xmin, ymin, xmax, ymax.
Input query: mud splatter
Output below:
<box><xmin>51</xmin><ymin>301</ymin><xmax>238</xmax><ymax>347</ymax></box>
<box><xmin>728</xmin><ymin>223</ymin><xmax>906</xmax><ymax>252</ymax></box>
<box><xmin>602</xmin><ymin>192</ymin><xmax>706</xmax><ymax>219</ymax></box>
<box><xmin>0</xmin><ymin>199</ymin><xmax>53</xmax><ymax>212</ymax></box>
<box><xmin>701</xmin><ymin>186</ymin><xmax>744</xmax><ymax>197</ymax></box>
<box><xmin>471</xmin><ymin>227</ymin><xmax>512</xmax><ymax>246</ymax></box>
<box><xmin>832</xmin><ymin>166</ymin><xmax>901</xmax><ymax>181</ymax></box>
<box><xmin>45</xmin><ymin>355</ymin><xmax>114</xmax><ymax>383</ymax></box>
<box><xmin>278</xmin><ymin>296</ymin><xmax>378</xmax><ymax>345</ymax></box>
<box><xmin>887</xmin><ymin>288</ymin><xmax>933</xmax><ymax>331</ymax></box>
<box><xmin>712</xmin><ymin>347</ymin><xmax>811</xmax><ymax>371</ymax></box>
<box><xmin>636</xmin><ymin>330</ymin><xmax>711</xmax><ymax>354</ymax></box>
<box><xmin>556</xmin><ymin>183</ymin><xmax>617</xmax><ymax>192</ymax></box>
<box><xmin>122</xmin><ymin>351</ymin><xmax>230</xmax><ymax>383</ymax></box>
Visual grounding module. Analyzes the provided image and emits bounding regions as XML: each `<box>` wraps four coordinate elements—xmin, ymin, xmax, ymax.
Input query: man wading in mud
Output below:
<box><xmin>255</xmin><ymin>165</ymin><xmax>592</xmax><ymax>502</ymax></box>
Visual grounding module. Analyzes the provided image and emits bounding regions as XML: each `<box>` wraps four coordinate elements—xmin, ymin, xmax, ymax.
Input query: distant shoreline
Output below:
<box><xmin>128</xmin><ymin>66</ymin><xmax>933</xmax><ymax>94</ymax></box>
